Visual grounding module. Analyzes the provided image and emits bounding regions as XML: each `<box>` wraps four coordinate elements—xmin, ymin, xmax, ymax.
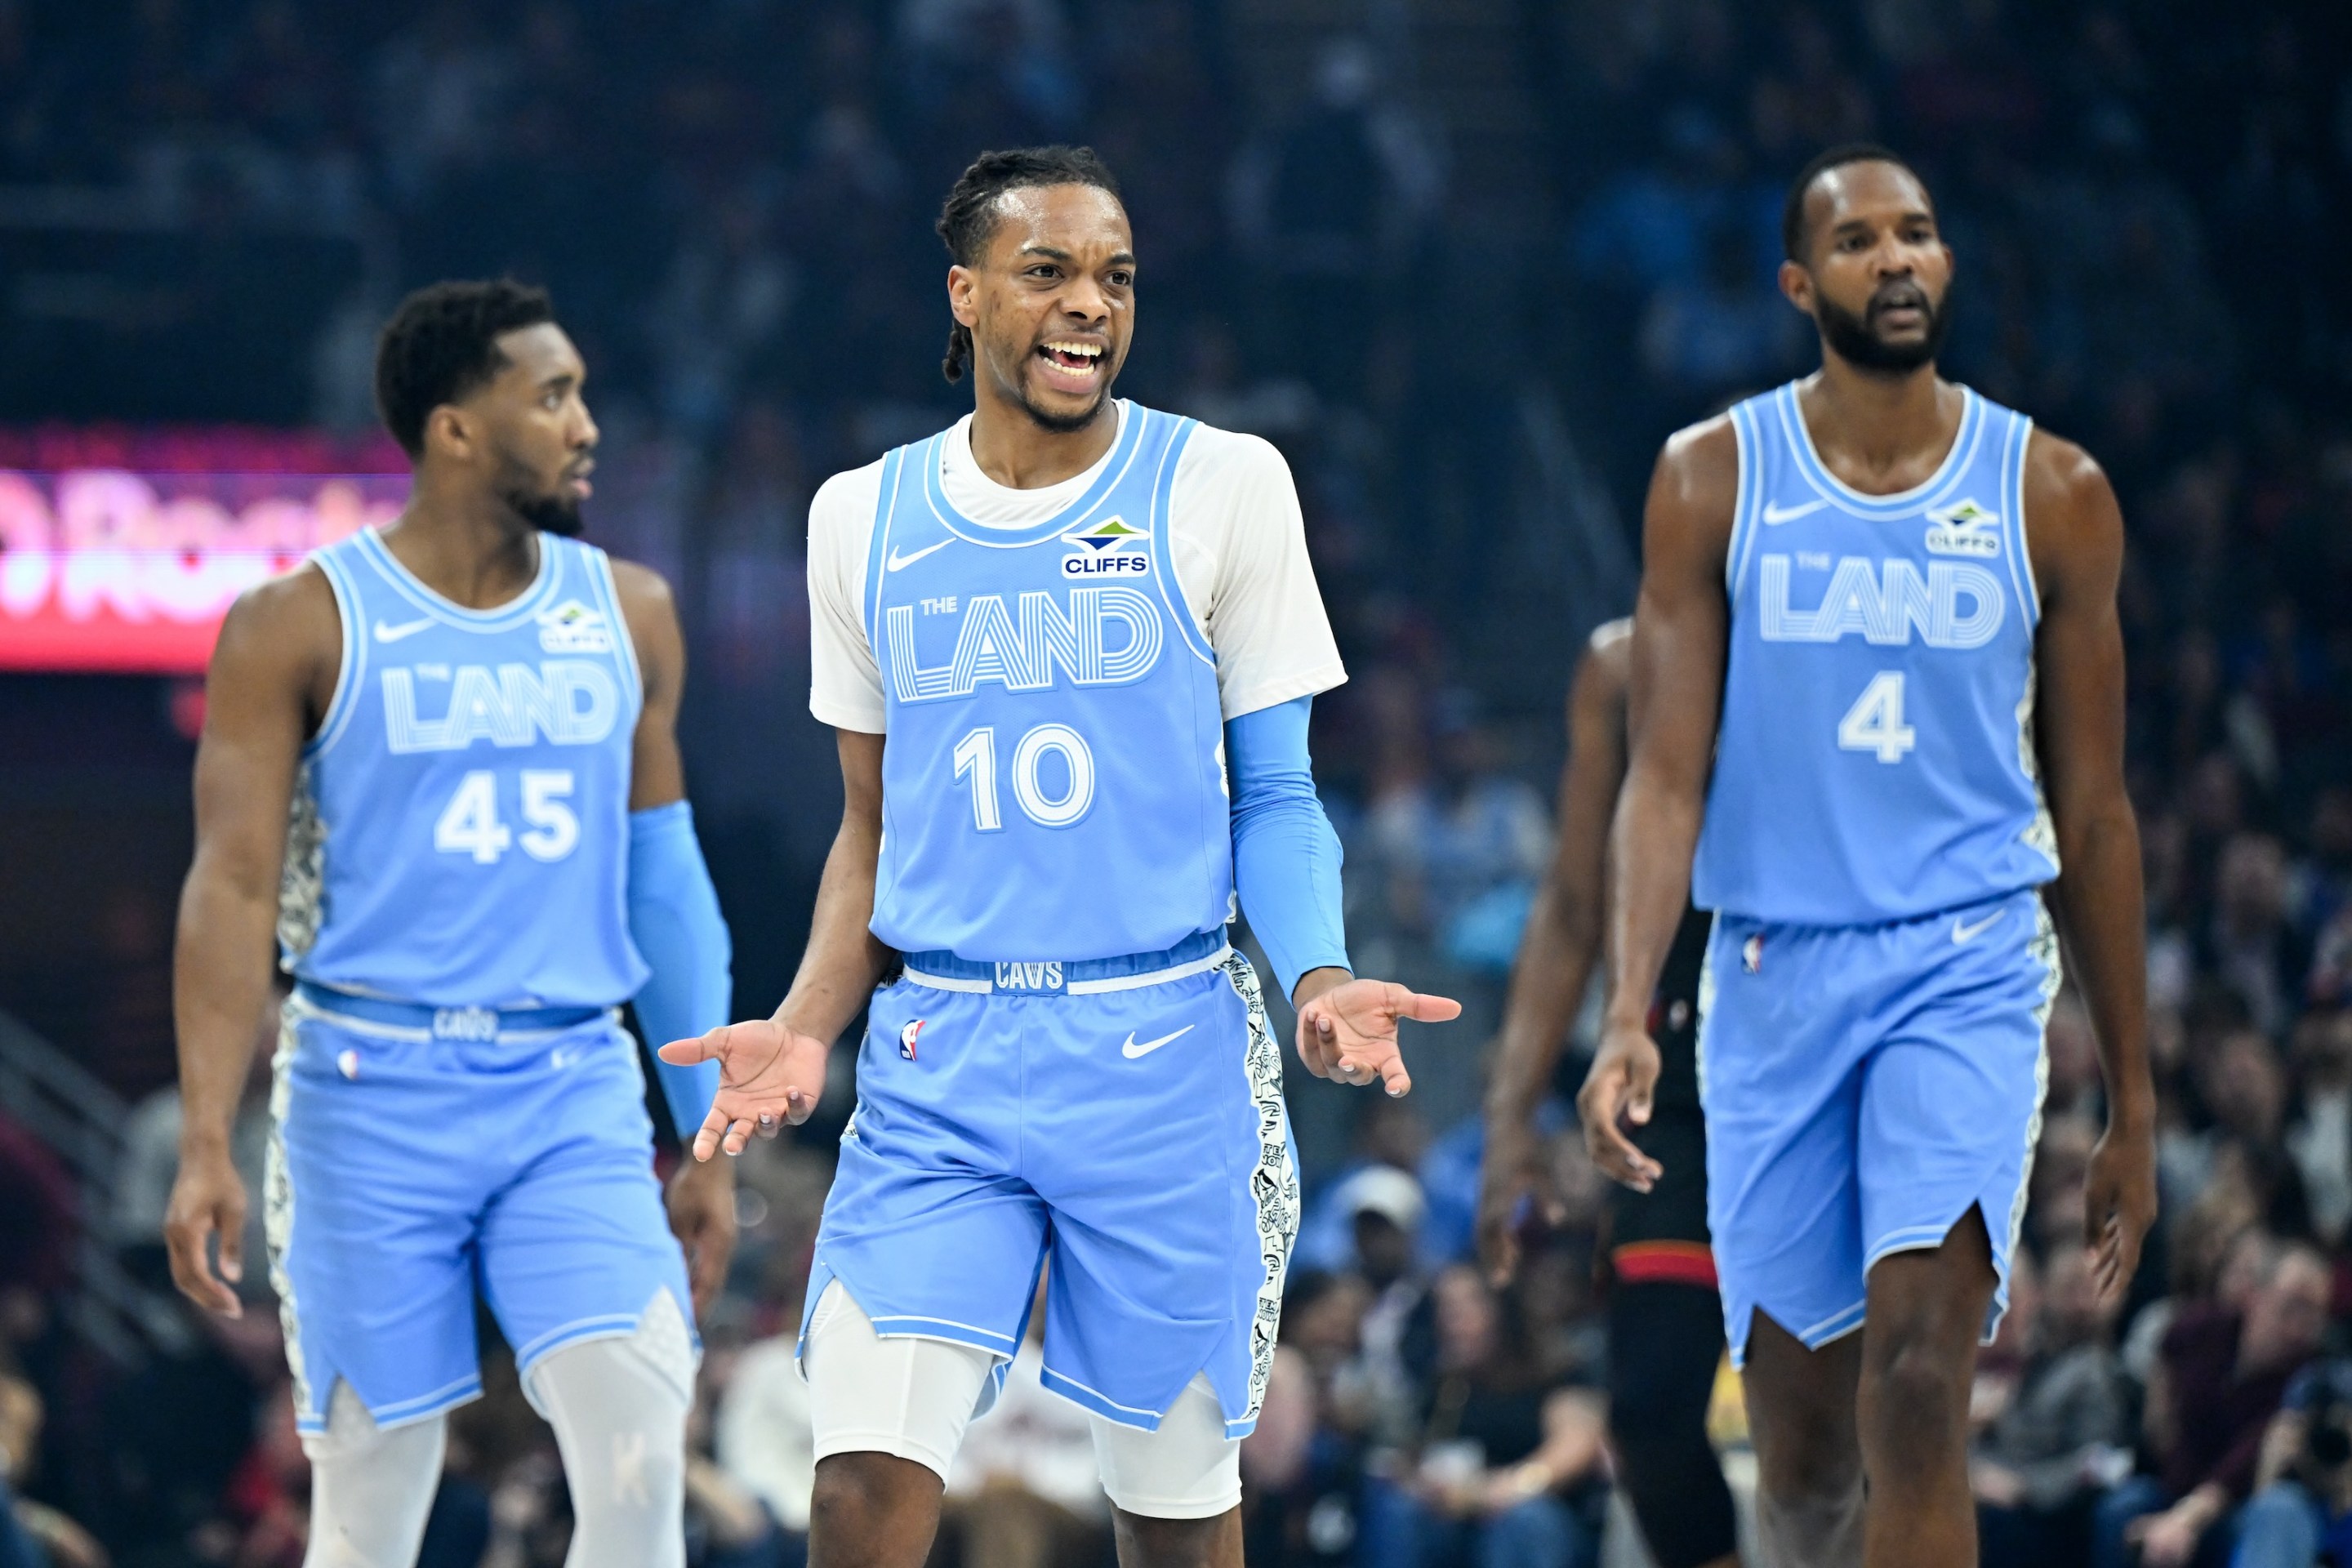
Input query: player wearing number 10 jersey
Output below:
<box><xmin>167</xmin><ymin>282</ymin><xmax>737</xmax><ymax>1566</ymax></box>
<box><xmin>662</xmin><ymin>147</ymin><xmax>1457</xmax><ymax>1568</ymax></box>
<box><xmin>1590</xmin><ymin>147</ymin><xmax>2157</xmax><ymax>1568</ymax></box>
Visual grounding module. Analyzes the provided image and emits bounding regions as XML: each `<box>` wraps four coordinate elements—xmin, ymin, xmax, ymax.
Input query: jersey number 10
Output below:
<box><xmin>951</xmin><ymin>724</ymin><xmax>1097</xmax><ymax>831</ymax></box>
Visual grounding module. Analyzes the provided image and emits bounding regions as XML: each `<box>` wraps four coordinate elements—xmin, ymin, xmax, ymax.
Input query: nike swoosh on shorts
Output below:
<box><xmin>1951</xmin><ymin>909</ymin><xmax>2007</xmax><ymax>944</ymax></box>
<box><xmin>1120</xmin><ymin>1025</ymin><xmax>1194</xmax><ymax>1059</ymax></box>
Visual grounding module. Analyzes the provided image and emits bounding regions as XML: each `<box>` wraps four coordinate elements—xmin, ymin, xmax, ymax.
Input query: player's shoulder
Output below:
<box><xmin>808</xmin><ymin>454</ymin><xmax>891</xmax><ymax>531</ymax></box>
<box><xmin>230</xmin><ymin>555</ymin><xmax>340</xmax><ymax>634</ymax></box>
<box><xmin>2018</xmin><ymin>421</ymin><xmax>2123</xmax><ymax>585</ymax></box>
<box><xmin>1658</xmin><ymin>409</ymin><xmax>1740</xmax><ymax>479</ymax></box>
<box><xmin>604</xmin><ymin>554</ymin><xmax>677</xmax><ymax>619</ymax></box>
<box><xmin>215</xmin><ymin>556</ymin><xmax>341</xmax><ymax>681</ymax></box>
<box><xmin>1169</xmin><ymin>414</ymin><xmax>1289</xmax><ymax>476</ymax></box>
<box><xmin>1646</xmin><ymin>410</ymin><xmax>1741</xmax><ymax>527</ymax></box>
<box><xmin>2020</xmin><ymin>422</ymin><xmax>2114</xmax><ymax>510</ymax></box>
<box><xmin>1164</xmin><ymin>415</ymin><xmax>1296</xmax><ymax>529</ymax></box>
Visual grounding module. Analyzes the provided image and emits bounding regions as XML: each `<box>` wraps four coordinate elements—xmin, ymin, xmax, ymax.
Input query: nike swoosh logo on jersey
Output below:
<box><xmin>886</xmin><ymin>540</ymin><xmax>951</xmax><ymax>572</ymax></box>
<box><xmin>1121</xmin><ymin>1025</ymin><xmax>1194</xmax><ymax>1059</ymax></box>
<box><xmin>374</xmin><ymin>617</ymin><xmax>435</xmax><ymax>643</ymax></box>
<box><xmin>1761</xmin><ymin>498</ymin><xmax>1829</xmax><ymax>526</ymax></box>
<box><xmin>1952</xmin><ymin>909</ymin><xmax>2007</xmax><ymax>944</ymax></box>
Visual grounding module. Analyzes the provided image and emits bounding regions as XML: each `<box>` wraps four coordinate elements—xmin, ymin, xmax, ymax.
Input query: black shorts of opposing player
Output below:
<box><xmin>1602</xmin><ymin>907</ymin><xmax>1735</xmax><ymax>1568</ymax></box>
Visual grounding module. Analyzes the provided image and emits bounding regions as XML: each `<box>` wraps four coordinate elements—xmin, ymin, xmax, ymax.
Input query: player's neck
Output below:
<box><xmin>378</xmin><ymin>484</ymin><xmax>542</xmax><ymax>611</ymax></box>
<box><xmin>965</xmin><ymin>390</ymin><xmax>1119</xmax><ymax>490</ymax></box>
<box><xmin>1799</xmin><ymin>359</ymin><xmax>1962</xmax><ymax>494</ymax></box>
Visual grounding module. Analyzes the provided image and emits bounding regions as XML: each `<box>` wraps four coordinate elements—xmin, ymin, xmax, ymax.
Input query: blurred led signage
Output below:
<box><xmin>0</xmin><ymin>447</ymin><xmax>408</xmax><ymax>674</ymax></box>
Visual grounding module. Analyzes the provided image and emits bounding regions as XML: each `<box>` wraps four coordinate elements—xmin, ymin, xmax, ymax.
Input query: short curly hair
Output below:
<box><xmin>934</xmin><ymin>146</ymin><xmax>1122</xmax><ymax>384</ymax></box>
<box><xmin>373</xmin><ymin>279</ymin><xmax>557</xmax><ymax>457</ymax></box>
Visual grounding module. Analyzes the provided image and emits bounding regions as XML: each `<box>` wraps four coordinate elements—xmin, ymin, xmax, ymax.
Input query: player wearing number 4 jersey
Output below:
<box><xmin>168</xmin><ymin>282</ymin><xmax>736</xmax><ymax>1568</ymax></box>
<box><xmin>662</xmin><ymin>146</ymin><xmax>1458</xmax><ymax>1568</ymax></box>
<box><xmin>1592</xmin><ymin>146</ymin><xmax>2158</xmax><ymax>1568</ymax></box>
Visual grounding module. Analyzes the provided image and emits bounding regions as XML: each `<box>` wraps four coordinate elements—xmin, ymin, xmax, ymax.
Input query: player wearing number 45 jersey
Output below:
<box><xmin>662</xmin><ymin>146</ymin><xmax>1458</xmax><ymax>1568</ymax></box>
<box><xmin>168</xmin><ymin>282</ymin><xmax>737</xmax><ymax>1568</ymax></box>
<box><xmin>1592</xmin><ymin>146</ymin><xmax>2158</xmax><ymax>1568</ymax></box>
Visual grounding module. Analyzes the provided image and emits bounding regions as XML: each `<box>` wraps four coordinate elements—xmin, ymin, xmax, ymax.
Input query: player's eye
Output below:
<box><xmin>1107</xmin><ymin>270</ymin><xmax>1134</xmax><ymax>287</ymax></box>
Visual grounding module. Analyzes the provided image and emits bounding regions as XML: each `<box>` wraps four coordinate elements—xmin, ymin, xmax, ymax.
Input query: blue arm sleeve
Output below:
<box><xmin>627</xmin><ymin>800</ymin><xmax>732</xmax><ymax>1140</ymax></box>
<box><xmin>1227</xmin><ymin>696</ymin><xmax>1351</xmax><ymax>1001</ymax></box>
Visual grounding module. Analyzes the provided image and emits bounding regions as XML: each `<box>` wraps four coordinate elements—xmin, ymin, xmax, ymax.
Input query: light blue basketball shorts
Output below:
<box><xmin>1697</xmin><ymin>887</ymin><xmax>2060</xmax><ymax>1365</ymax></box>
<box><xmin>800</xmin><ymin>933</ymin><xmax>1299</xmax><ymax>1439</ymax></box>
<box><xmin>266</xmin><ymin>984</ymin><xmax>695</xmax><ymax>1433</ymax></box>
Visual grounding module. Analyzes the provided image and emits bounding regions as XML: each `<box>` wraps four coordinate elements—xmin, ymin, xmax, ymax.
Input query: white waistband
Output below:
<box><xmin>899</xmin><ymin>945</ymin><xmax>1234</xmax><ymax>997</ymax></box>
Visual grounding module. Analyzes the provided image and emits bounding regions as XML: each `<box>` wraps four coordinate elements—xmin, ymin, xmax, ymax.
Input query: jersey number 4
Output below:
<box><xmin>1838</xmin><ymin>671</ymin><xmax>1918</xmax><ymax>764</ymax></box>
<box><xmin>434</xmin><ymin>769</ymin><xmax>581</xmax><ymax>863</ymax></box>
<box><xmin>952</xmin><ymin>724</ymin><xmax>1096</xmax><ymax>831</ymax></box>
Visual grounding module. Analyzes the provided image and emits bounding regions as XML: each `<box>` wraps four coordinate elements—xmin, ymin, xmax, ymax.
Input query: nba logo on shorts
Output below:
<box><xmin>899</xmin><ymin>1020</ymin><xmax>924</xmax><ymax>1061</ymax></box>
<box><xmin>1742</xmin><ymin>933</ymin><xmax>1765</xmax><ymax>973</ymax></box>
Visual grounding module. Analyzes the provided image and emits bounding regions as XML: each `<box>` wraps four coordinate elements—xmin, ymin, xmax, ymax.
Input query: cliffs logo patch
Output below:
<box><xmin>1923</xmin><ymin>500</ymin><xmax>2001</xmax><ymax>558</ymax></box>
<box><xmin>538</xmin><ymin>599</ymin><xmax>616</xmax><ymax>653</ymax></box>
<box><xmin>1061</xmin><ymin>517</ymin><xmax>1151</xmax><ymax>578</ymax></box>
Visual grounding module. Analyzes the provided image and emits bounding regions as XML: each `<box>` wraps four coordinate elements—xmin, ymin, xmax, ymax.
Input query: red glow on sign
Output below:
<box><xmin>0</xmin><ymin>467</ymin><xmax>408</xmax><ymax>674</ymax></box>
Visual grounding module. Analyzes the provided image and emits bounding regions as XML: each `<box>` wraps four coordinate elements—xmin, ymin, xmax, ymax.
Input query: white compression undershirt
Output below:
<box><xmin>803</xmin><ymin>1279</ymin><xmax>1241</xmax><ymax>1520</ymax></box>
<box><xmin>805</xmin><ymin>401</ymin><xmax>1348</xmax><ymax>733</ymax></box>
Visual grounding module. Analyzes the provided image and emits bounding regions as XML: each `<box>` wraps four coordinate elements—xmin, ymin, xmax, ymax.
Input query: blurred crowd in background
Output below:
<box><xmin>2</xmin><ymin>0</ymin><xmax>2352</xmax><ymax>1564</ymax></box>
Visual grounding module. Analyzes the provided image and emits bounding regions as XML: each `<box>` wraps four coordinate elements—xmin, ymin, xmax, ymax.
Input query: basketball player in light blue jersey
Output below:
<box><xmin>1588</xmin><ymin>146</ymin><xmax>2159</xmax><ymax>1568</ymax></box>
<box><xmin>167</xmin><ymin>281</ymin><xmax>737</xmax><ymax>1567</ymax></box>
<box><xmin>660</xmin><ymin>147</ymin><xmax>1459</xmax><ymax>1568</ymax></box>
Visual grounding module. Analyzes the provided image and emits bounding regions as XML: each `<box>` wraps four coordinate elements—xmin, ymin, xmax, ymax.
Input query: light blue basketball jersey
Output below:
<box><xmin>1691</xmin><ymin>382</ymin><xmax>2060</xmax><ymax>926</ymax></box>
<box><xmin>862</xmin><ymin>403</ymin><xmax>1231</xmax><ymax>961</ymax></box>
<box><xmin>280</xmin><ymin>528</ymin><xmax>650</xmax><ymax>1007</ymax></box>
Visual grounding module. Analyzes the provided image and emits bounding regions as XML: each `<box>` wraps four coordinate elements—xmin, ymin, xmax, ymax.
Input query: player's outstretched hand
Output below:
<box><xmin>1578</xmin><ymin>1022</ymin><xmax>1664</xmax><ymax>1193</ymax></box>
<box><xmin>1294</xmin><ymin>977</ymin><xmax>1462</xmax><ymax>1098</ymax></box>
<box><xmin>163</xmin><ymin>1147</ymin><xmax>248</xmax><ymax>1317</ymax></box>
<box><xmin>658</xmin><ymin>1018</ymin><xmax>830</xmax><ymax>1160</ymax></box>
<box><xmin>2082</xmin><ymin>1116</ymin><xmax>2158</xmax><ymax>1304</ymax></box>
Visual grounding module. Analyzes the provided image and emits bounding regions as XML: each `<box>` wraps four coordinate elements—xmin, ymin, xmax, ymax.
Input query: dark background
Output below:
<box><xmin>2</xmin><ymin>2</ymin><xmax>2350</xmax><ymax>1566</ymax></box>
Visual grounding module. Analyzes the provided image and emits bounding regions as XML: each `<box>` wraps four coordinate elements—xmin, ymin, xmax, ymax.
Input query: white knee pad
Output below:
<box><xmin>803</xmin><ymin>1281</ymin><xmax>1239</xmax><ymax>1517</ymax></box>
<box><xmin>1089</xmin><ymin>1376</ymin><xmax>1241</xmax><ymax>1521</ymax></box>
<box><xmin>528</xmin><ymin>1289</ymin><xmax>695</xmax><ymax>1568</ymax></box>
<box><xmin>804</xmin><ymin>1278</ymin><xmax>997</xmax><ymax>1481</ymax></box>
<box><xmin>301</xmin><ymin>1382</ymin><xmax>448</xmax><ymax>1568</ymax></box>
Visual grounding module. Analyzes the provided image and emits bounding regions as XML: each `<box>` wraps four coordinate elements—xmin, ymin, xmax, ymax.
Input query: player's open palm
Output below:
<box><xmin>1296</xmin><ymin>978</ymin><xmax>1461</xmax><ymax>1098</ymax></box>
<box><xmin>658</xmin><ymin>1018</ymin><xmax>829</xmax><ymax>1159</ymax></box>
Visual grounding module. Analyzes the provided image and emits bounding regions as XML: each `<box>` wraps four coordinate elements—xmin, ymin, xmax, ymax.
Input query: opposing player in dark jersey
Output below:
<box><xmin>1477</xmin><ymin>618</ymin><xmax>1737</xmax><ymax>1568</ymax></box>
<box><xmin>1593</xmin><ymin>146</ymin><xmax>2157</xmax><ymax>1568</ymax></box>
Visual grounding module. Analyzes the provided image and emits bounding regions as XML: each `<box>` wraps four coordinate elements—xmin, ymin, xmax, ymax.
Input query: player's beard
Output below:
<box><xmin>1816</xmin><ymin>278</ymin><xmax>1953</xmax><ymax>373</ymax></box>
<box><xmin>500</xmin><ymin>483</ymin><xmax>585</xmax><ymax>537</ymax></box>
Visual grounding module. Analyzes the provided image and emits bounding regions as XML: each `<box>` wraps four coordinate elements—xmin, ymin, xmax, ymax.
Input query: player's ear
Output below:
<box><xmin>422</xmin><ymin>403</ymin><xmax>475</xmax><ymax>465</ymax></box>
<box><xmin>947</xmin><ymin>264</ymin><xmax>981</xmax><ymax>330</ymax></box>
<box><xmin>1778</xmin><ymin>258</ymin><xmax>1813</xmax><ymax>313</ymax></box>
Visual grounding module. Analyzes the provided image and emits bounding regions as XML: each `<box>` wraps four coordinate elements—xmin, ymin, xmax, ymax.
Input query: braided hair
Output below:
<box><xmin>934</xmin><ymin>145</ymin><xmax>1123</xmax><ymax>384</ymax></box>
